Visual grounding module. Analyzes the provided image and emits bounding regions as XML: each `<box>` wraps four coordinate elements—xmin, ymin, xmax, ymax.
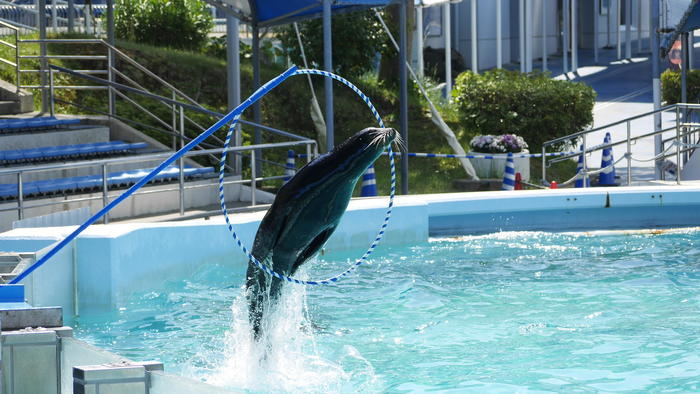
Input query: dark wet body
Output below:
<box><xmin>246</xmin><ymin>127</ymin><xmax>397</xmax><ymax>338</ymax></box>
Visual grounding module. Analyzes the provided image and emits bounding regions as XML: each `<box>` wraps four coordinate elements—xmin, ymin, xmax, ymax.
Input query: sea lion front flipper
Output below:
<box><xmin>291</xmin><ymin>226</ymin><xmax>335</xmax><ymax>274</ymax></box>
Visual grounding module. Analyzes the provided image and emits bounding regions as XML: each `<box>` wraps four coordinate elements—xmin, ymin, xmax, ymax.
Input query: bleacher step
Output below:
<box><xmin>0</xmin><ymin>100</ymin><xmax>18</xmax><ymax>115</ymax></box>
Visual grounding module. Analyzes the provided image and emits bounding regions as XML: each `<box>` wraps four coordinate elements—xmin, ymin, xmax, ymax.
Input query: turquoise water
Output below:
<box><xmin>74</xmin><ymin>230</ymin><xmax>700</xmax><ymax>392</ymax></box>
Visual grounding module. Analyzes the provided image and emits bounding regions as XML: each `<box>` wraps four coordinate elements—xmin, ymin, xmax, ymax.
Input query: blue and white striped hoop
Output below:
<box><xmin>218</xmin><ymin>69</ymin><xmax>397</xmax><ymax>286</ymax></box>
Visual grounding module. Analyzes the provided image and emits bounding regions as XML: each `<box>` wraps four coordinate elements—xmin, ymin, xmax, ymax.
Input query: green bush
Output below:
<box><xmin>453</xmin><ymin>69</ymin><xmax>596</xmax><ymax>150</ymax></box>
<box><xmin>660</xmin><ymin>69</ymin><xmax>700</xmax><ymax>104</ymax></box>
<box><xmin>276</xmin><ymin>10</ymin><xmax>384</xmax><ymax>77</ymax></box>
<box><xmin>115</xmin><ymin>0</ymin><xmax>213</xmax><ymax>51</ymax></box>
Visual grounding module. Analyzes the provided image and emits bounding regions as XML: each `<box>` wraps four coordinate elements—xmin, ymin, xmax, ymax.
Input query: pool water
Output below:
<box><xmin>74</xmin><ymin>230</ymin><xmax>700</xmax><ymax>392</ymax></box>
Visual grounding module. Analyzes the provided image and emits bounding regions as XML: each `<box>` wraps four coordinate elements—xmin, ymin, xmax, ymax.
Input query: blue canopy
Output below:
<box><xmin>206</xmin><ymin>0</ymin><xmax>392</xmax><ymax>26</ymax></box>
<box><xmin>660</xmin><ymin>0</ymin><xmax>697</xmax><ymax>57</ymax></box>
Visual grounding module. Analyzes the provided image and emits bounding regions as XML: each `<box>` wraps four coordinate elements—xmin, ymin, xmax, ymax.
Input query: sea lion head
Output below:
<box><xmin>326</xmin><ymin>127</ymin><xmax>401</xmax><ymax>179</ymax></box>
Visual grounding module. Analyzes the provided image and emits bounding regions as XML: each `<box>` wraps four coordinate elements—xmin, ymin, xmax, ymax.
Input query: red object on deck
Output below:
<box><xmin>550</xmin><ymin>181</ymin><xmax>558</xmax><ymax>189</ymax></box>
<box><xmin>515</xmin><ymin>173</ymin><xmax>523</xmax><ymax>190</ymax></box>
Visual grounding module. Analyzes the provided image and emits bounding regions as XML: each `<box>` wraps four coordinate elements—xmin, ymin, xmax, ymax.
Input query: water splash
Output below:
<box><xmin>205</xmin><ymin>267</ymin><xmax>377</xmax><ymax>392</ymax></box>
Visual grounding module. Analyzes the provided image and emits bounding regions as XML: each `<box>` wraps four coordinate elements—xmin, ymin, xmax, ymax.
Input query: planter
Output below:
<box><xmin>469</xmin><ymin>151</ymin><xmax>531</xmax><ymax>181</ymax></box>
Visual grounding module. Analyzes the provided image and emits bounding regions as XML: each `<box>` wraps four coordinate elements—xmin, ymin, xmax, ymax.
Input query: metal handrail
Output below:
<box><xmin>541</xmin><ymin>103</ymin><xmax>700</xmax><ymax>186</ymax></box>
<box><xmin>0</xmin><ymin>140</ymin><xmax>316</xmax><ymax>222</ymax></box>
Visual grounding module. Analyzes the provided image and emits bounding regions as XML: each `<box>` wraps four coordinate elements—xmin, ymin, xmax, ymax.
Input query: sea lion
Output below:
<box><xmin>246</xmin><ymin>127</ymin><xmax>399</xmax><ymax>339</ymax></box>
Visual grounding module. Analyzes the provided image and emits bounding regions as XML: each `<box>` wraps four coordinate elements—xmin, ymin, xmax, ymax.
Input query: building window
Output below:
<box><xmin>423</xmin><ymin>6</ymin><xmax>443</xmax><ymax>37</ymax></box>
<box><xmin>600</xmin><ymin>0</ymin><xmax>610</xmax><ymax>16</ymax></box>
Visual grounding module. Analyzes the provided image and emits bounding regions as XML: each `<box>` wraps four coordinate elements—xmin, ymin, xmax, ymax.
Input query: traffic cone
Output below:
<box><xmin>515</xmin><ymin>172</ymin><xmax>523</xmax><ymax>190</ymax></box>
<box><xmin>575</xmin><ymin>145</ymin><xmax>590</xmax><ymax>188</ymax></box>
<box><xmin>502</xmin><ymin>153</ymin><xmax>516</xmax><ymax>190</ymax></box>
<box><xmin>597</xmin><ymin>132</ymin><xmax>618</xmax><ymax>186</ymax></box>
<box><xmin>361</xmin><ymin>165</ymin><xmax>378</xmax><ymax>196</ymax></box>
<box><xmin>550</xmin><ymin>181</ymin><xmax>558</xmax><ymax>189</ymax></box>
<box><xmin>284</xmin><ymin>150</ymin><xmax>295</xmax><ymax>183</ymax></box>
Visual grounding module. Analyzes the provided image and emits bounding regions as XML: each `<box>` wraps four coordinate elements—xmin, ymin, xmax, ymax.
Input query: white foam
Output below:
<box><xmin>203</xmin><ymin>267</ymin><xmax>378</xmax><ymax>392</ymax></box>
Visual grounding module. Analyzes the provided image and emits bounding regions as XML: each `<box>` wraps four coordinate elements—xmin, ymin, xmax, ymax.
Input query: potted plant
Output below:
<box><xmin>468</xmin><ymin>134</ymin><xmax>530</xmax><ymax>180</ymax></box>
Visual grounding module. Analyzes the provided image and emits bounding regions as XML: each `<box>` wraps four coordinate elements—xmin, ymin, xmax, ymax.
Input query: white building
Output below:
<box><xmin>417</xmin><ymin>0</ymin><xmax>653</xmax><ymax>75</ymax></box>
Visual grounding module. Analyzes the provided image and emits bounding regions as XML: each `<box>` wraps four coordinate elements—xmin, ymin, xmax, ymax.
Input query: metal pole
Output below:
<box><xmin>51</xmin><ymin>1</ymin><xmax>57</xmax><ymax>32</ymax></box>
<box><xmin>416</xmin><ymin>6</ymin><xmax>424</xmax><ymax>77</ymax></box>
<box><xmin>68</xmin><ymin>0</ymin><xmax>74</xmax><ymax>32</ymax></box>
<box><xmin>582</xmin><ymin>134</ymin><xmax>588</xmax><ymax>188</ymax></box>
<box><xmin>179</xmin><ymin>106</ymin><xmax>185</xmax><ymax>216</ymax></box>
<box><xmin>690</xmin><ymin>31</ymin><xmax>695</xmax><ymax>69</ymax></box>
<box><xmin>571</xmin><ymin>0</ymin><xmax>577</xmax><ymax>72</ymax></box>
<box><xmin>14</xmin><ymin>29</ymin><xmax>19</xmax><ymax>92</ymax></box>
<box><xmin>682</xmin><ymin>32</ymin><xmax>689</xmax><ymax>165</ymax></box>
<box><xmin>542</xmin><ymin>0</ymin><xmax>547</xmax><ymax>71</ymax></box>
<box><xmin>227</xmin><ymin>16</ymin><xmax>242</xmax><ymax>175</ymax></box>
<box><xmin>252</xmin><ymin>23</ymin><xmax>262</xmax><ymax>175</ymax></box>
<box><xmin>39</xmin><ymin>0</ymin><xmax>47</xmax><ymax>113</ymax></box>
<box><xmin>651</xmin><ymin>0</ymin><xmax>662</xmax><ymax>179</ymax></box>
<box><xmin>49</xmin><ymin>66</ymin><xmax>54</xmax><ymax>116</ymax></box>
<box><xmin>102</xmin><ymin>164</ymin><xmax>109</xmax><ymax>224</ymax></box>
<box><xmin>400</xmin><ymin>0</ymin><xmax>409</xmax><ymax>194</ymax></box>
<box><xmin>519</xmin><ymin>0</ymin><xmax>525</xmax><ymax>72</ymax></box>
<box><xmin>323</xmin><ymin>0</ymin><xmax>334</xmax><ymax>151</ymax></box>
<box><xmin>607</xmin><ymin>0</ymin><xmax>611</xmax><ymax>47</ymax></box>
<box><xmin>682</xmin><ymin>33</ymin><xmax>688</xmax><ymax>105</ymax></box>
<box><xmin>637</xmin><ymin>0</ymin><xmax>642</xmax><ymax>53</ymax></box>
<box><xmin>250</xmin><ymin>150</ymin><xmax>257</xmax><ymax>206</ymax></box>
<box><xmin>625</xmin><ymin>0</ymin><xmax>631</xmax><ymax>59</ymax></box>
<box><xmin>676</xmin><ymin>107</ymin><xmax>682</xmax><ymax>184</ymax></box>
<box><xmin>525</xmin><ymin>0</ymin><xmax>532</xmax><ymax>72</ymax></box>
<box><xmin>626</xmin><ymin>120</ymin><xmax>632</xmax><ymax>185</ymax></box>
<box><xmin>171</xmin><ymin>91</ymin><xmax>176</xmax><ymax>150</ymax></box>
<box><xmin>306</xmin><ymin>143</ymin><xmax>312</xmax><ymax>164</ymax></box>
<box><xmin>444</xmin><ymin>2</ymin><xmax>451</xmax><ymax>96</ymax></box>
<box><xmin>17</xmin><ymin>173</ymin><xmax>23</xmax><ymax>220</ymax></box>
<box><xmin>563</xmin><ymin>0</ymin><xmax>569</xmax><ymax>74</ymax></box>
<box><xmin>594</xmin><ymin>0</ymin><xmax>599</xmax><ymax>64</ymax></box>
<box><xmin>107</xmin><ymin>0</ymin><xmax>114</xmax><ymax>45</ymax></box>
<box><xmin>496</xmin><ymin>0</ymin><xmax>502</xmax><ymax>68</ymax></box>
<box><xmin>617</xmin><ymin>0</ymin><xmax>622</xmax><ymax>59</ymax></box>
<box><xmin>471</xmin><ymin>0</ymin><xmax>477</xmax><ymax>73</ymax></box>
<box><xmin>107</xmin><ymin>47</ymin><xmax>115</xmax><ymax>116</ymax></box>
<box><xmin>541</xmin><ymin>145</ymin><xmax>547</xmax><ymax>184</ymax></box>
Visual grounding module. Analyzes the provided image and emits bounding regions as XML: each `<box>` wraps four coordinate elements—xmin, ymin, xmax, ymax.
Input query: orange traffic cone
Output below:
<box><xmin>515</xmin><ymin>172</ymin><xmax>523</xmax><ymax>190</ymax></box>
<box><xmin>550</xmin><ymin>181</ymin><xmax>558</xmax><ymax>189</ymax></box>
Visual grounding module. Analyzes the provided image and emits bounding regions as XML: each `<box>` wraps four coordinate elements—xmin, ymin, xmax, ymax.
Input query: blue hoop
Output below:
<box><xmin>218</xmin><ymin>69</ymin><xmax>396</xmax><ymax>285</ymax></box>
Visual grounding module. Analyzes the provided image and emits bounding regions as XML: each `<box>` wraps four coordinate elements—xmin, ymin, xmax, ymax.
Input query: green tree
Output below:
<box><xmin>115</xmin><ymin>0</ymin><xmax>213</xmax><ymax>51</ymax></box>
<box><xmin>277</xmin><ymin>10</ymin><xmax>385</xmax><ymax>78</ymax></box>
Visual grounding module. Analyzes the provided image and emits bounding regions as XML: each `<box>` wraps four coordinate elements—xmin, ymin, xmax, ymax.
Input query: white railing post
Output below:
<box><xmin>102</xmin><ymin>163</ymin><xmax>109</xmax><ymax>224</ymax></box>
<box><xmin>627</xmin><ymin>120</ymin><xmax>632</xmax><ymax>185</ymax></box>
<box><xmin>250</xmin><ymin>150</ymin><xmax>257</xmax><ymax>206</ymax></box>
<box><xmin>179</xmin><ymin>106</ymin><xmax>185</xmax><ymax>215</ymax></box>
<box><xmin>17</xmin><ymin>172</ymin><xmax>23</xmax><ymax>220</ymax></box>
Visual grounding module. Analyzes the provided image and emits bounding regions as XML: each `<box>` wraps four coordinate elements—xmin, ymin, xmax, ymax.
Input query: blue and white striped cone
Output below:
<box><xmin>598</xmin><ymin>132</ymin><xmax>617</xmax><ymax>186</ymax></box>
<box><xmin>575</xmin><ymin>144</ymin><xmax>590</xmax><ymax>188</ymax></box>
<box><xmin>361</xmin><ymin>165</ymin><xmax>378</xmax><ymax>196</ymax></box>
<box><xmin>284</xmin><ymin>149</ymin><xmax>295</xmax><ymax>182</ymax></box>
<box><xmin>501</xmin><ymin>152</ymin><xmax>516</xmax><ymax>190</ymax></box>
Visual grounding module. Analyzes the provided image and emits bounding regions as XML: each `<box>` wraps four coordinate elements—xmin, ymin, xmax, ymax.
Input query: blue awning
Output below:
<box><xmin>206</xmin><ymin>0</ymin><xmax>393</xmax><ymax>27</ymax></box>
<box><xmin>660</xmin><ymin>0</ymin><xmax>698</xmax><ymax>57</ymax></box>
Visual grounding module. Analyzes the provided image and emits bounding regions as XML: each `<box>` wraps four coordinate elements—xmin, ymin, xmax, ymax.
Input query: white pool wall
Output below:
<box><xmin>2</xmin><ymin>185</ymin><xmax>700</xmax><ymax>314</ymax></box>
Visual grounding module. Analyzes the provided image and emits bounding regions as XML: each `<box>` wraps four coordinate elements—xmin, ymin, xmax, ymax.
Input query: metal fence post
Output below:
<box><xmin>676</xmin><ymin>106</ymin><xmax>682</xmax><ymax>185</ymax></box>
<box><xmin>306</xmin><ymin>143</ymin><xmax>312</xmax><ymax>164</ymax></box>
<box><xmin>582</xmin><ymin>134</ymin><xmax>588</xmax><ymax>188</ymax></box>
<box><xmin>102</xmin><ymin>163</ymin><xmax>109</xmax><ymax>224</ymax></box>
<box><xmin>626</xmin><ymin>120</ymin><xmax>632</xmax><ymax>185</ymax></box>
<box><xmin>179</xmin><ymin>106</ymin><xmax>185</xmax><ymax>215</ymax></box>
<box><xmin>107</xmin><ymin>47</ymin><xmax>115</xmax><ymax>116</ymax></box>
<box><xmin>541</xmin><ymin>145</ymin><xmax>546</xmax><ymax>184</ymax></box>
<box><xmin>250</xmin><ymin>150</ymin><xmax>257</xmax><ymax>206</ymax></box>
<box><xmin>171</xmin><ymin>91</ymin><xmax>177</xmax><ymax>150</ymax></box>
<box><xmin>17</xmin><ymin>172</ymin><xmax>23</xmax><ymax>220</ymax></box>
<box><xmin>15</xmin><ymin>29</ymin><xmax>20</xmax><ymax>92</ymax></box>
<box><xmin>49</xmin><ymin>65</ymin><xmax>54</xmax><ymax>116</ymax></box>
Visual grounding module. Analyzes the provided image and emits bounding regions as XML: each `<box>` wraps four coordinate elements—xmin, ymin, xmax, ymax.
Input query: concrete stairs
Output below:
<box><xmin>0</xmin><ymin>79</ymin><xmax>33</xmax><ymax>115</ymax></box>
